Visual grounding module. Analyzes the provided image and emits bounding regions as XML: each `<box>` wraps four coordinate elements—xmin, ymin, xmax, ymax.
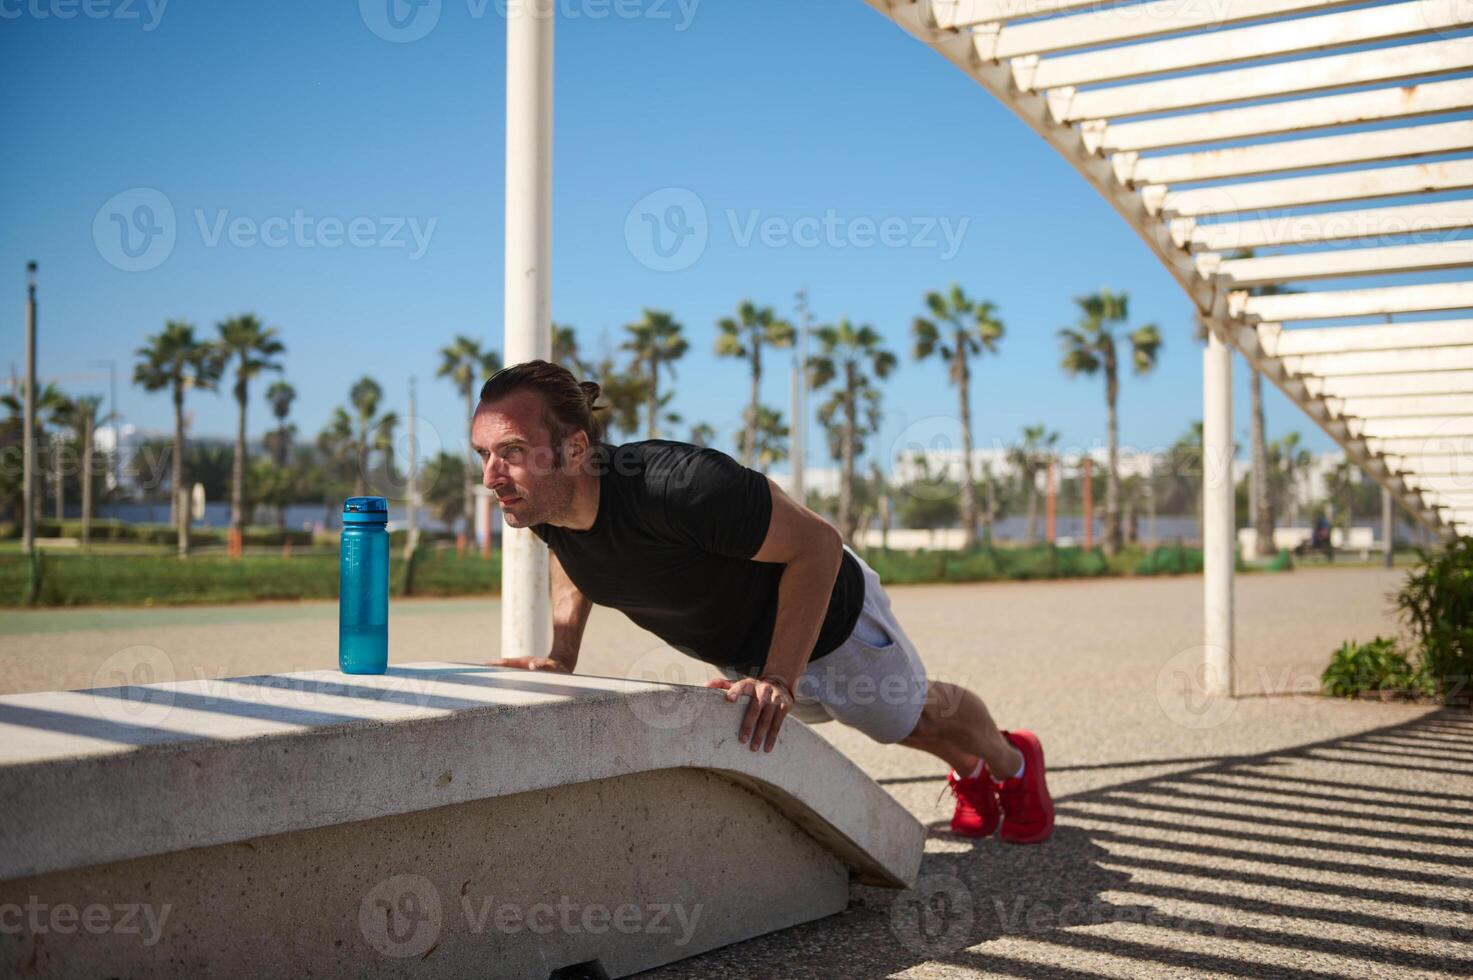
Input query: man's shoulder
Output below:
<box><xmin>603</xmin><ymin>439</ymin><xmax>729</xmax><ymax>485</ymax></box>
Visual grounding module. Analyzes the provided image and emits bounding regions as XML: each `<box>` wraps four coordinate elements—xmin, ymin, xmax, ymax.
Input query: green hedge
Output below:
<box><xmin>0</xmin><ymin>548</ymin><xmax>502</xmax><ymax>607</ymax></box>
<box><xmin>858</xmin><ymin>544</ymin><xmax>1111</xmax><ymax>585</ymax></box>
<box><xmin>2</xmin><ymin>540</ymin><xmax>1210</xmax><ymax>607</ymax></box>
<box><xmin>0</xmin><ymin>519</ymin><xmax>312</xmax><ymax>547</ymax></box>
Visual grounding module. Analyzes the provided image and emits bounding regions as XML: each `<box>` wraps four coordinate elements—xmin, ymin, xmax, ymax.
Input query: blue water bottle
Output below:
<box><xmin>339</xmin><ymin>496</ymin><xmax>389</xmax><ymax>674</ymax></box>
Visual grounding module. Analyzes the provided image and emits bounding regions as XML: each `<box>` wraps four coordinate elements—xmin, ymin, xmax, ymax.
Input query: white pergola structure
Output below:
<box><xmin>502</xmin><ymin>0</ymin><xmax>1473</xmax><ymax>691</ymax></box>
<box><xmin>862</xmin><ymin>0</ymin><xmax>1472</xmax><ymax>694</ymax></box>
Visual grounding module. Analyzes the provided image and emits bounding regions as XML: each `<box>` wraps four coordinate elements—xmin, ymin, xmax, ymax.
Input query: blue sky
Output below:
<box><xmin>1</xmin><ymin>0</ymin><xmax>1354</xmax><ymax>474</ymax></box>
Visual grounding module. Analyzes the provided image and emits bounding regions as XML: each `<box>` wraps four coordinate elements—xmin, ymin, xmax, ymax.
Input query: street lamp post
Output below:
<box><xmin>22</xmin><ymin>262</ymin><xmax>38</xmax><ymax>555</ymax></box>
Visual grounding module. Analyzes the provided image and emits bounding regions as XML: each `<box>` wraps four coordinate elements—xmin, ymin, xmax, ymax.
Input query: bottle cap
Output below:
<box><xmin>342</xmin><ymin>496</ymin><xmax>389</xmax><ymax>525</ymax></box>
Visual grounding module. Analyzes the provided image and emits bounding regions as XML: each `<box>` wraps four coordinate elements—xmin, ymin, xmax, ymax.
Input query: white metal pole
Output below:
<box><xmin>1203</xmin><ymin>329</ymin><xmax>1234</xmax><ymax>697</ymax></box>
<box><xmin>1381</xmin><ymin>485</ymin><xmax>1394</xmax><ymax>570</ymax></box>
<box><xmin>501</xmin><ymin>0</ymin><xmax>554</xmax><ymax>662</ymax></box>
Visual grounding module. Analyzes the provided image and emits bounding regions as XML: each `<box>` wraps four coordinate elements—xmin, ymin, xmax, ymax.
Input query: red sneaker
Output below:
<box><xmin>945</xmin><ymin>766</ymin><xmax>1000</xmax><ymax>838</ymax></box>
<box><xmin>997</xmin><ymin>730</ymin><xmax>1054</xmax><ymax>844</ymax></box>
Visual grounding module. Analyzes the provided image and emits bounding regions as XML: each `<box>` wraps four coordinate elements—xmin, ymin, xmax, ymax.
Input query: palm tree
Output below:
<box><xmin>45</xmin><ymin>392</ymin><xmax>76</xmax><ymax>522</ymax></box>
<box><xmin>1008</xmin><ymin>424</ymin><xmax>1059</xmax><ymax>544</ymax></box>
<box><xmin>249</xmin><ymin>455</ymin><xmax>295</xmax><ymax>531</ymax></box>
<box><xmin>1</xmin><ymin>382</ymin><xmax>67</xmax><ymax>528</ymax></box>
<box><xmin>552</xmin><ymin>324</ymin><xmax>588</xmax><ymax>376</ymax></box>
<box><xmin>913</xmin><ymin>285</ymin><xmax>1004</xmax><ymax>549</ymax></box>
<box><xmin>687</xmin><ymin>421</ymin><xmax>716</xmax><ymax>448</ymax></box>
<box><xmin>1271</xmin><ymin>431</ymin><xmax>1312</xmax><ymax>528</ymax></box>
<box><xmin>715</xmin><ymin>301</ymin><xmax>795</xmax><ymax>467</ymax></box>
<box><xmin>621</xmin><ymin>310</ymin><xmax>688</xmax><ymax>438</ymax></box>
<box><xmin>809</xmin><ymin>319</ymin><xmax>897</xmax><ymax>544</ymax></box>
<box><xmin>218</xmin><ymin>314</ymin><xmax>285</xmax><ymax>538</ymax></box>
<box><xmin>437</xmin><ymin>336</ymin><xmax>501</xmax><ymax>530</ymax></box>
<box><xmin>735</xmin><ymin>404</ymin><xmax>789</xmax><ymax>471</ymax></box>
<box><xmin>1058</xmin><ymin>289</ymin><xmax>1162</xmax><ymax>554</ymax></box>
<box><xmin>1162</xmin><ymin>420</ymin><xmax>1205</xmax><ymax>539</ymax></box>
<box><xmin>265</xmin><ymin>380</ymin><xmax>297</xmax><ymax>467</ymax></box>
<box><xmin>134</xmin><ymin>321</ymin><xmax>224</xmax><ymax>556</ymax></box>
<box><xmin>321</xmin><ymin>377</ymin><xmax>399</xmax><ymax>498</ymax></box>
<box><xmin>69</xmin><ymin>396</ymin><xmax>108</xmax><ymax>547</ymax></box>
<box><xmin>589</xmin><ymin>355</ymin><xmax>647</xmax><ymax>440</ymax></box>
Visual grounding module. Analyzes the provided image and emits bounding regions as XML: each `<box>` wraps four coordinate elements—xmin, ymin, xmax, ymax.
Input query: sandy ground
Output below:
<box><xmin>3</xmin><ymin>566</ymin><xmax>1469</xmax><ymax>977</ymax></box>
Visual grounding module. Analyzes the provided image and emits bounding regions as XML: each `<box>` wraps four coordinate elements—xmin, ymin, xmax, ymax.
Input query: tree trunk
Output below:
<box><xmin>53</xmin><ymin>435</ymin><xmax>64</xmax><ymax>521</ymax></box>
<box><xmin>983</xmin><ymin>470</ymin><xmax>995</xmax><ymax>541</ymax></box>
<box><xmin>743</xmin><ymin>343</ymin><xmax>760</xmax><ymax>468</ymax></box>
<box><xmin>82</xmin><ymin>415</ymin><xmax>93</xmax><ymax>549</ymax></box>
<box><xmin>231</xmin><ymin>375</ymin><xmax>247</xmax><ymax>532</ymax></box>
<box><xmin>463</xmin><ymin>386</ymin><xmax>475</xmax><ymax>533</ymax></box>
<box><xmin>1025</xmin><ymin>471</ymin><xmax>1038</xmax><ymax>544</ymax></box>
<box><xmin>173</xmin><ymin>390</ymin><xmax>189</xmax><ymax>558</ymax></box>
<box><xmin>1250</xmin><ymin>369</ymin><xmax>1273</xmax><ymax>557</ymax></box>
<box><xmin>838</xmin><ymin>365</ymin><xmax>856</xmax><ymax>544</ymax></box>
<box><xmin>956</xmin><ymin>344</ymin><xmax>977</xmax><ymax>550</ymax></box>
<box><xmin>1104</xmin><ymin>356</ymin><xmax>1122</xmax><ymax>555</ymax></box>
<box><xmin>354</xmin><ymin>422</ymin><xmax>369</xmax><ymax>498</ymax></box>
<box><xmin>646</xmin><ymin>359</ymin><xmax>660</xmax><ymax>439</ymax></box>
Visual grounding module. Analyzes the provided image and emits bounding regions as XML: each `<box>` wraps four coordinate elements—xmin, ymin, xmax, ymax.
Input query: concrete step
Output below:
<box><xmin>0</xmin><ymin>662</ymin><xmax>923</xmax><ymax>978</ymax></box>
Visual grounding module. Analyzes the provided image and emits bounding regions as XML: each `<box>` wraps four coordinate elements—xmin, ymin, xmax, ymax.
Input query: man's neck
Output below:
<box><xmin>559</xmin><ymin>470</ymin><xmax>601</xmax><ymax>531</ymax></box>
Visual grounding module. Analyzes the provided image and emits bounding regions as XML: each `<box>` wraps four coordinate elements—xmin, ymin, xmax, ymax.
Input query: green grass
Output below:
<box><xmin>1</xmin><ymin>541</ymin><xmax>1207</xmax><ymax>607</ymax></box>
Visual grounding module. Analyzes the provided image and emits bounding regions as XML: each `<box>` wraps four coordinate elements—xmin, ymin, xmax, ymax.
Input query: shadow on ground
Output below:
<box><xmin>643</xmin><ymin>709</ymin><xmax>1473</xmax><ymax>979</ymax></box>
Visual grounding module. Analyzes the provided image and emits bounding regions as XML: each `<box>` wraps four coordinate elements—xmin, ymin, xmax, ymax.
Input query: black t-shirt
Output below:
<box><xmin>530</xmin><ymin>440</ymin><xmax>864</xmax><ymax>672</ymax></box>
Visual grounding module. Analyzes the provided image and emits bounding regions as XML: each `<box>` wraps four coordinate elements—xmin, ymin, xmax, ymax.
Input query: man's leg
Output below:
<box><xmin>900</xmin><ymin>680</ymin><xmax>1022</xmax><ymax>780</ymax></box>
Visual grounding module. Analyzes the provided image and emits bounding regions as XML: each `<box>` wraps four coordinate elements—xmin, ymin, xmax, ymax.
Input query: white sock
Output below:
<box><xmin>953</xmin><ymin>759</ymin><xmax>985</xmax><ymax>781</ymax></box>
<box><xmin>1011</xmin><ymin>757</ymin><xmax>1025</xmax><ymax>780</ymax></box>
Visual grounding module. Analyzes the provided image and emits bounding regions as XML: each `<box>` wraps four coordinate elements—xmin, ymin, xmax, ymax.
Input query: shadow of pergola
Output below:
<box><xmin>642</xmin><ymin>708</ymin><xmax>1473</xmax><ymax>979</ymax></box>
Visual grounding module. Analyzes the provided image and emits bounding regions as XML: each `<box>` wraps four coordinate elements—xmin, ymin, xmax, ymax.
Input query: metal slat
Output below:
<box><xmin>1335</xmin><ymin>394</ymin><xmax>1473</xmax><ymax>417</ymax></box>
<box><xmin>1262</xmin><ymin>320</ymin><xmax>1473</xmax><ymax>355</ymax></box>
<box><xmin>982</xmin><ymin>0</ymin><xmax>1368</xmax><ymax>58</ymax></box>
<box><xmin>1059</xmin><ymin>37</ymin><xmax>1473</xmax><ymax>119</ymax></box>
<box><xmin>1157</xmin><ymin>160</ymin><xmax>1473</xmax><ymax>218</ymax></box>
<box><xmin>1314</xmin><ymin>370</ymin><xmax>1473</xmax><ymax>397</ymax></box>
<box><xmin>1369</xmin><ymin>433</ymin><xmax>1473</xmax><ymax>453</ymax></box>
<box><xmin>1237</xmin><ymin>280</ymin><xmax>1473</xmax><ymax>321</ymax></box>
<box><xmin>1100</xmin><ymin>79</ymin><xmax>1473</xmax><ymax>153</ymax></box>
<box><xmin>1028</xmin><ymin>2</ymin><xmax>1459</xmax><ymax>89</ymax></box>
<box><xmin>1131</xmin><ymin>120</ymin><xmax>1473</xmax><ymax>185</ymax></box>
<box><xmin>1362</xmin><ymin>416</ymin><xmax>1473</xmax><ymax>437</ymax></box>
<box><xmin>1187</xmin><ymin>199</ymin><xmax>1473</xmax><ymax>251</ymax></box>
<box><xmin>1209</xmin><ymin>239</ymin><xmax>1473</xmax><ymax>286</ymax></box>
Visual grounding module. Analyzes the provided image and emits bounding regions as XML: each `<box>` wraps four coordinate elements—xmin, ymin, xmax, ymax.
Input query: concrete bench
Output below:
<box><xmin>0</xmin><ymin>662</ymin><xmax>923</xmax><ymax>978</ymax></box>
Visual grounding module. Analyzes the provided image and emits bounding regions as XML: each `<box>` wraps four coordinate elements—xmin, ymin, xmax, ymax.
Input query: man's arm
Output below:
<box><xmin>751</xmin><ymin>477</ymin><xmax>845</xmax><ymax>691</ymax></box>
<box><xmin>707</xmin><ymin>476</ymin><xmax>844</xmax><ymax>752</ymax></box>
<box><xmin>488</xmin><ymin>550</ymin><xmax>590</xmax><ymax>673</ymax></box>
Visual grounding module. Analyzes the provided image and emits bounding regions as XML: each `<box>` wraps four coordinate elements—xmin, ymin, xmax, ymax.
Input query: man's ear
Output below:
<box><xmin>562</xmin><ymin>430</ymin><xmax>589</xmax><ymax>469</ymax></box>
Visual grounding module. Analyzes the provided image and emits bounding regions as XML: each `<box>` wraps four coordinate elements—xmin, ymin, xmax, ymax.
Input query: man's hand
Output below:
<box><xmin>487</xmin><ymin>656</ymin><xmax>573</xmax><ymax>673</ymax></box>
<box><xmin>705</xmin><ymin>676</ymin><xmax>793</xmax><ymax>752</ymax></box>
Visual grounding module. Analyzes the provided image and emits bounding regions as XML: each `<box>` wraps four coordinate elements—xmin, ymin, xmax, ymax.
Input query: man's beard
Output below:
<box><xmin>498</xmin><ymin>475</ymin><xmax>574</xmax><ymax>528</ymax></box>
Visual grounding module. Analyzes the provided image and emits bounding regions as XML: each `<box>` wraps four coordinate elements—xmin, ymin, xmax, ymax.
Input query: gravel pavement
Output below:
<box><xmin>3</xmin><ymin>566</ymin><xmax>1468</xmax><ymax>978</ymax></box>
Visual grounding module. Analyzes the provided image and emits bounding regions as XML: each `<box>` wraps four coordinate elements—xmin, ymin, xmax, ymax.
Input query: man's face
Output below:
<box><xmin>471</xmin><ymin>389</ymin><xmax>580</xmax><ymax>528</ymax></box>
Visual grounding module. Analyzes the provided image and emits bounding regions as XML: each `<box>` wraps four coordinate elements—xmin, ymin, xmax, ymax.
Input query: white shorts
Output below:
<box><xmin>723</xmin><ymin>546</ymin><xmax>929</xmax><ymax>744</ymax></box>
